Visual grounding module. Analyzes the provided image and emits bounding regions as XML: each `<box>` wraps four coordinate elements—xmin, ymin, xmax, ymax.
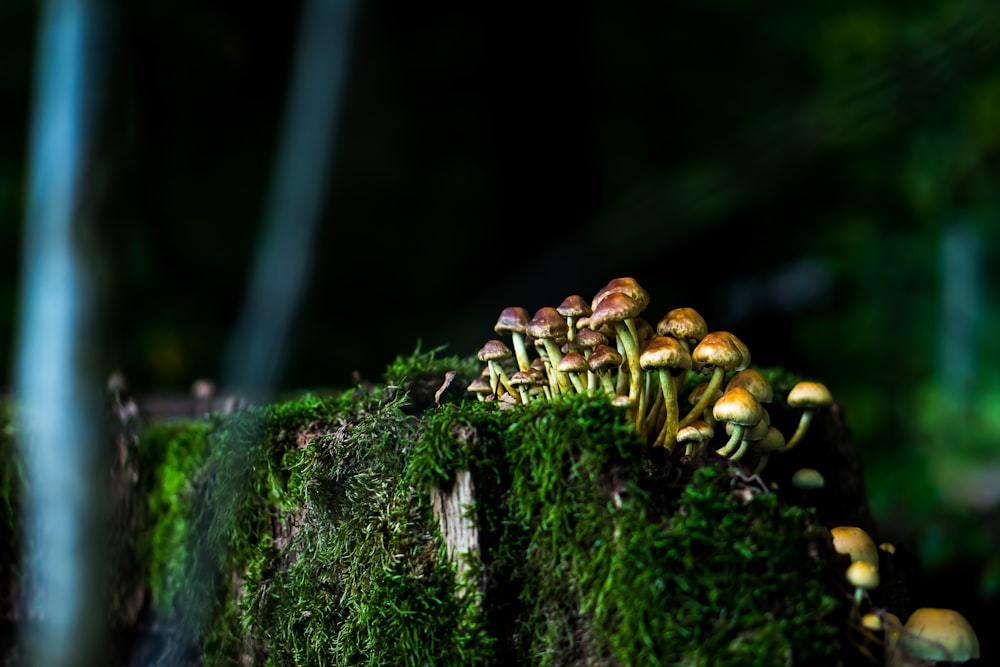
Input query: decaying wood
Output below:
<box><xmin>430</xmin><ymin>469</ymin><xmax>480</xmax><ymax>596</ymax></box>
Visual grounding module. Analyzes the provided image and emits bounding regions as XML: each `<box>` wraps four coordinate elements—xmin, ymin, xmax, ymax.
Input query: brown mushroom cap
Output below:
<box><xmin>478</xmin><ymin>339</ymin><xmax>513</xmax><ymax>362</ymax></box>
<box><xmin>467</xmin><ymin>376</ymin><xmax>493</xmax><ymax>396</ymax></box>
<box><xmin>526</xmin><ymin>306</ymin><xmax>570</xmax><ymax>340</ymax></box>
<box><xmin>569</xmin><ymin>327</ymin><xmax>608</xmax><ymax>353</ymax></box>
<box><xmin>556</xmin><ymin>294</ymin><xmax>592</xmax><ymax>319</ymax></box>
<box><xmin>495</xmin><ymin>306</ymin><xmax>530</xmax><ymax>335</ymax></box>
<box><xmin>899</xmin><ymin>607</ymin><xmax>980</xmax><ymax>662</ymax></box>
<box><xmin>557</xmin><ymin>351</ymin><xmax>590</xmax><ymax>374</ymax></box>
<box><xmin>656</xmin><ymin>307</ymin><xmax>708</xmax><ymax>342</ymax></box>
<box><xmin>725</xmin><ymin>368</ymin><xmax>773</xmax><ymax>404</ymax></box>
<box><xmin>588</xmin><ymin>344</ymin><xmax>623</xmax><ymax>373</ymax></box>
<box><xmin>589</xmin><ymin>292</ymin><xmax>644</xmax><ymax>331</ymax></box>
<box><xmin>590</xmin><ymin>276</ymin><xmax>650</xmax><ymax>312</ymax></box>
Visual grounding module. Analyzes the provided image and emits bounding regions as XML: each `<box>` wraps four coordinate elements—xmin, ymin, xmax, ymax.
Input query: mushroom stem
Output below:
<box><xmin>779</xmin><ymin>409</ymin><xmax>815</xmax><ymax>453</ymax></box>
<box><xmin>510</xmin><ymin>332</ymin><xmax>532</xmax><ymax>372</ymax></box>
<box><xmin>652</xmin><ymin>370</ymin><xmax>679</xmax><ymax>450</ymax></box>
<box><xmin>541</xmin><ymin>339</ymin><xmax>573</xmax><ymax>395</ymax></box>
<box><xmin>678</xmin><ymin>367</ymin><xmax>725</xmax><ymax>430</ymax></box>
<box><xmin>715</xmin><ymin>423</ymin><xmax>745</xmax><ymax>458</ymax></box>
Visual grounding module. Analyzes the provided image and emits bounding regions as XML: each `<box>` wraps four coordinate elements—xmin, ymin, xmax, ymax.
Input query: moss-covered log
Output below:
<box><xmin>0</xmin><ymin>349</ymin><xmax>924</xmax><ymax>665</ymax></box>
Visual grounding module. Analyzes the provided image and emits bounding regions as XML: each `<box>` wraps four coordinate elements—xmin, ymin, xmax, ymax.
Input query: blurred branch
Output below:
<box><xmin>14</xmin><ymin>0</ymin><xmax>110</xmax><ymax>665</ymax></box>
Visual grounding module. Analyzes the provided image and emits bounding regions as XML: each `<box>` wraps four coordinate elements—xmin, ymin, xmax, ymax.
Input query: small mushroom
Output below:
<box><xmin>655</xmin><ymin>306</ymin><xmax>708</xmax><ymax>352</ymax></box>
<box><xmin>712</xmin><ymin>387</ymin><xmax>763</xmax><ymax>458</ymax></box>
<box><xmin>556</xmin><ymin>294</ymin><xmax>592</xmax><ymax>342</ymax></box>
<box><xmin>556</xmin><ymin>351</ymin><xmax>590</xmax><ymax>395</ymax></box>
<box><xmin>846</xmin><ymin>560</ymin><xmax>880</xmax><ymax>606</ymax></box>
<box><xmin>588</xmin><ymin>344</ymin><xmax>623</xmax><ymax>397</ymax></box>
<box><xmin>779</xmin><ymin>381</ymin><xmax>834</xmax><ymax>453</ymax></box>
<box><xmin>478</xmin><ymin>339</ymin><xmax>518</xmax><ymax>400</ymax></box>
<box><xmin>494</xmin><ymin>306</ymin><xmax>533</xmax><ymax>372</ymax></box>
<box><xmin>527</xmin><ymin>307</ymin><xmax>573</xmax><ymax>396</ymax></box>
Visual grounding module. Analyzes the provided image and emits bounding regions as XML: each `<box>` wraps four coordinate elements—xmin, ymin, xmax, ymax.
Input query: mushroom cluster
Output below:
<box><xmin>471</xmin><ymin>276</ymin><xmax>833</xmax><ymax>470</ymax></box>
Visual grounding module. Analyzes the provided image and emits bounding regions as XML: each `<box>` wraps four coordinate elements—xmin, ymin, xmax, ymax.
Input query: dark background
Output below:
<box><xmin>3</xmin><ymin>0</ymin><xmax>1000</xmax><ymax>657</ymax></box>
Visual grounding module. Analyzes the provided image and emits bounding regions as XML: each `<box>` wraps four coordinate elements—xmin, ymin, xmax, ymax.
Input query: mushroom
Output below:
<box><xmin>829</xmin><ymin>526</ymin><xmax>879</xmax><ymax>569</ymax></box>
<box><xmin>569</xmin><ymin>327</ymin><xmax>607</xmax><ymax>392</ymax></box>
<box><xmin>588</xmin><ymin>344</ymin><xmax>623</xmax><ymax>397</ymax></box>
<box><xmin>556</xmin><ymin>294</ymin><xmax>592</xmax><ymax>342</ymax></box>
<box><xmin>679</xmin><ymin>331</ymin><xmax>748</xmax><ymax>430</ymax></box>
<box><xmin>589</xmin><ymin>291</ymin><xmax>645</xmax><ymax>409</ymax></box>
<box><xmin>723</xmin><ymin>411</ymin><xmax>769</xmax><ymax>461</ymax></box>
<box><xmin>478</xmin><ymin>339</ymin><xmax>519</xmax><ymax>401</ymax></box>
<box><xmin>712</xmin><ymin>386</ymin><xmax>763</xmax><ymax>458</ymax></box>
<box><xmin>640</xmin><ymin>335</ymin><xmax>693</xmax><ymax>448</ymax></box>
<box><xmin>466</xmin><ymin>375</ymin><xmax>493</xmax><ymax>402</ymax></box>
<box><xmin>556</xmin><ymin>351</ymin><xmax>590</xmax><ymax>395</ymax></box>
<box><xmin>675</xmin><ymin>419</ymin><xmax>714</xmax><ymax>457</ymax></box>
<box><xmin>526</xmin><ymin>307</ymin><xmax>573</xmax><ymax>396</ymax></box>
<box><xmin>509</xmin><ymin>369</ymin><xmax>542</xmax><ymax>404</ymax></box>
<box><xmin>791</xmin><ymin>467</ymin><xmax>825</xmax><ymax>490</ymax></box>
<box><xmin>494</xmin><ymin>306</ymin><xmax>533</xmax><ymax>372</ymax></box>
<box><xmin>846</xmin><ymin>560</ymin><xmax>880</xmax><ymax>606</ymax></box>
<box><xmin>655</xmin><ymin>306</ymin><xmax>708</xmax><ymax>352</ymax></box>
<box><xmin>778</xmin><ymin>380</ymin><xmax>834</xmax><ymax>453</ymax></box>
<box><xmin>898</xmin><ymin>608</ymin><xmax>980</xmax><ymax>663</ymax></box>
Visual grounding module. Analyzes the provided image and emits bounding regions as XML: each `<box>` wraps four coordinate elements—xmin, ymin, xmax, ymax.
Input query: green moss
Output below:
<box><xmin>130</xmin><ymin>350</ymin><xmax>849</xmax><ymax>665</ymax></box>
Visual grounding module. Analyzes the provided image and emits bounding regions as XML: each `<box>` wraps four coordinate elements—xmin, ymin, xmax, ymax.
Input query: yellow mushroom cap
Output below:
<box><xmin>712</xmin><ymin>386</ymin><xmax>763</xmax><ymax>426</ymax></box>
<box><xmin>861</xmin><ymin>613</ymin><xmax>883</xmax><ymax>632</ymax></box>
<box><xmin>787</xmin><ymin>381</ymin><xmax>833</xmax><ymax>409</ymax></box>
<box><xmin>692</xmin><ymin>331</ymin><xmax>747</xmax><ymax>374</ymax></box>
<box><xmin>676</xmin><ymin>420</ymin><xmax>715</xmax><ymax>448</ymax></box>
<box><xmin>640</xmin><ymin>335</ymin><xmax>693</xmax><ymax>372</ymax></box>
<box><xmin>846</xmin><ymin>560</ymin><xmax>880</xmax><ymax>590</ymax></box>
<box><xmin>899</xmin><ymin>607</ymin><xmax>980</xmax><ymax>662</ymax></box>
<box><xmin>830</xmin><ymin>526</ymin><xmax>879</xmax><ymax>569</ymax></box>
